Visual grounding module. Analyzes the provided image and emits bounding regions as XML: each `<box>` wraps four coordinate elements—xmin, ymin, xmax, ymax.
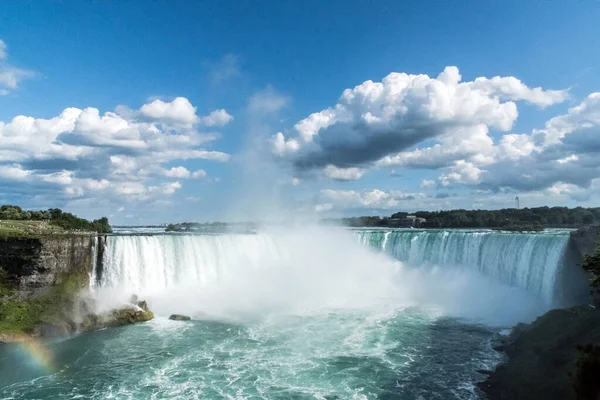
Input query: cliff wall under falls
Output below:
<box><xmin>0</xmin><ymin>235</ymin><xmax>153</xmax><ymax>342</ymax></box>
<box><xmin>0</xmin><ymin>236</ymin><xmax>98</xmax><ymax>296</ymax></box>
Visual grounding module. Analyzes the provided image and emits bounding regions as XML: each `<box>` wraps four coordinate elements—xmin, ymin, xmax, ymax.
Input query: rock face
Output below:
<box><xmin>569</xmin><ymin>225</ymin><xmax>600</xmax><ymax>306</ymax></box>
<box><xmin>169</xmin><ymin>314</ymin><xmax>191</xmax><ymax>321</ymax></box>
<box><xmin>0</xmin><ymin>235</ymin><xmax>155</xmax><ymax>341</ymax></box>
<box><xmin>0</xmin><ymin>236</ymin><xmax>97</xmax><ymax>296</ymax></box>
<box><xmin>80</xmin><ymin>306</ymin><xmax>154</xmax><ymax>331</ymax></box>
<box><xmin>480</xmin><ymin>307</ymin><xmax>600</xmax><ymax>400</ymax></box>
<box><xmin>569</xmin><ymin>225</ymin><xmax>600</xmax><ymax>260</ymax></box>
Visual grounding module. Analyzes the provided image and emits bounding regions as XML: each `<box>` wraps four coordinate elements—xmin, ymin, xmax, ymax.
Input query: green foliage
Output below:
<box><xmin>0</xmin><ymin>205</ymin><xmax>112</xmax><ymax>234</ymax></box>
<box><xmin>165</xmin><ymin>223</ymin><xmax>177</xmax><ymax>232</ymax></box>
<box><xmin>415</xmin><ymin>206</ymin><xmax>600</xmax><ymax>228</ymax></box>
<box><xmin>572</xmin><ymin>343</ymin><xmax>600</xmax><ymax>400</ymax></box>
<box><xmin>324</xmin><ymin>206</ymin><xmax>600</xmax><ymax>228</ymax></box>
<box><xmin>0</xmin><ymin>271</ymin><xmax>88</xmax><ymax>335</ymax></box>
<box><xmin>581</xmin><ymin>239</ymin><xmax>600</xmax><ymax>287</ymax></box>
<box><xmin>491</xmin><ymin>223</ymin><xmax>544</xmax><ymax>232</ymax></box>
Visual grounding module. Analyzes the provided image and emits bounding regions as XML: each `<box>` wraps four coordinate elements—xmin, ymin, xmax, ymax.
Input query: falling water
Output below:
<box><xmin>357</xmin><ymin>228</ymin><xmax>571</xmax><ymax>305</ymax></box>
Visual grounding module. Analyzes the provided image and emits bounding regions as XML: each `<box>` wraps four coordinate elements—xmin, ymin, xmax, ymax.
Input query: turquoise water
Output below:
<box><xmin>0</xmin><ymin>227</ymin><xmax>573</xmax><ymax>399</ymax></box>
<box><xmin>0</xmin><ymin>309</ymin><xmax>501</xmax><ymax>399</ymax></box>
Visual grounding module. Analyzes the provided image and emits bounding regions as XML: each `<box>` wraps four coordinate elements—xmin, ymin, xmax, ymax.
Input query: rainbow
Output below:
<box><xmin>14</xmin><ymin>336</ymin><xmax>56</xmax><ymax>373</ymax></box>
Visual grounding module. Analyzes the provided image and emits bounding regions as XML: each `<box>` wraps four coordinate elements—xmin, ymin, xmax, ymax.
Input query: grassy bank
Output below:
<box><xmin>0</xmin><ymin>268</ymin><xmax>88</xmax><ymax>336</ymax></box>
<box><xmin>0</xmin><ymin>220</ymin><xmax>67</xmax><ymax>239</ymax></box>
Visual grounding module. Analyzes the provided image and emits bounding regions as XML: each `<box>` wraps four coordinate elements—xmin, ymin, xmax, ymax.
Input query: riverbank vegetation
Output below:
<box><xmin>0</xmin><ymin>267</ymin><xmax>88</xmax><ymax>336</ymax></box>
<box><xmin>581</xmin><ymin>238</ymin><xmax>600</xmax><ymax>288</ymax></box>
<box><xmin>0</xmin><ymin>205</ymin><xmax>111</xmax><ymax>236</ymax></box>
<box><xmin>325</xmin><ymin>206</ymin><xmax>600</xmax><ymax>229</ymax></box>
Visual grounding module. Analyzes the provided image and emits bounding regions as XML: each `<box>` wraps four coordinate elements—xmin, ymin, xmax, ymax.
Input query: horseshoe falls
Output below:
<box><xmin>1</xmin><ymin>227</ymin><xmax>587</xmax><ymax>399</ymax></box>
<box><xmin>356</xmin><ymin>228</ymin><xmax>577</xmax><ymax>307</ymax></box>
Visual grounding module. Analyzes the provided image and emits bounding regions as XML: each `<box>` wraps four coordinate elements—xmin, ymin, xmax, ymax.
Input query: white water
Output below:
<box><xmin>92</xmin><ymin>227</ymin><xmax>551</xmax><ymax>326</ymax></box>
<box><xmin>357</xmin><ymin>229</ymin><xmax>571</xmax><ymax>306</ymax></box>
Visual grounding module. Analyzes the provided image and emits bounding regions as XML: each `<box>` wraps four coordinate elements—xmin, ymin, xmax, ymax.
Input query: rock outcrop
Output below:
<box><xmin>480</xmin><ymin>307</ymin><xmax>600</xmax><ymax>400</ymax></box>
<box><xmin>169</xmin><ymin>314</ymin><xmax>191</xmax><ymax>321</ymax></box>
<box><xmin>569</xmin><ymin>225</ymin><xmax>600</xmax><ymax>306</ymax></box>
<box><xmin>0</xmin><ymin>236</ymin><xmax>97</xmax><ymax>296</ymax></box>
<box><xmin>79</xmin><ymin>303</ymin><xmax>154</xmax><ymax>331</ymax></box>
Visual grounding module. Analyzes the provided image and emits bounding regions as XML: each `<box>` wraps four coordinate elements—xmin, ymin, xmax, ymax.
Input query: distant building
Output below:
<box><xmin>388</xmin><ymin>215</ymin><xmax>426</xmax><ymax>228</ymax></box>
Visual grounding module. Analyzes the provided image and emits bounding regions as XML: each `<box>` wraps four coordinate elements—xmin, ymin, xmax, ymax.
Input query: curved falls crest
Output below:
<box><xmin>90</xmin><ymin>228</ymin><xmax>580</xmax><ymax>323</ymax></box>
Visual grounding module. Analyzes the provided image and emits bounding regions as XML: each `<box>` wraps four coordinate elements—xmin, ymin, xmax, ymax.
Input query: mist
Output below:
<box><xmin>91</xmin><ymin>226</ymin><xmax>547</xmax><ymax>327</ymax></box>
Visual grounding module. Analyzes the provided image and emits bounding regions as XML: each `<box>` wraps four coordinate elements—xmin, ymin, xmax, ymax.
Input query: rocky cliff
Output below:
<box><xmin>480</xmin><ymin>226</ymin><xmax>600</xmax><ymax>399</ymax></box>
<box><xmin>0</xmin><ymin>235</ymin><xmax>99</xmax><ymax>340</ymax></box>
<box><xmin>0</xmin><ymin>235</ymin><xmax>97</xmax><ymax>296</ymax></box>
<box><xmin>0</xmin><ymin>234</ymin><xmax>155</xmax><ymax>342</ymax></box>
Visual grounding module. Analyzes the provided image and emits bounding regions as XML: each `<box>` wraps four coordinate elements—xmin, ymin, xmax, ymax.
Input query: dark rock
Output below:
<box><xmin>169</xmin><ymin>314</ymin><xmax>191</xmax><ymax>321</ymax></box>
<box><xmin>136</xmin><ymin>300</ymin><xmax>148</xmax><ymax>312</ymax></box>
<box><xmin>480</xmin><ymin>306</ymin><xmax>600</xmax><ymax>400</ymax></box>
<box><xmin>81</xmin><ymin>306</ymin><xmax>154</xmax><ymax>330</ymax></box>
<box><xmin>0</xmin><ymin>236</ymin><xmax>96</xmax><ymax>297</ymax></box>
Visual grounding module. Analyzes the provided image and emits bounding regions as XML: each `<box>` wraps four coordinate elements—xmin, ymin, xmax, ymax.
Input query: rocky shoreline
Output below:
<box><xmin>0</xmin><ymin>297</ymin><xmax>154</xmax><ymax>344</ymax></box>
<box><xmin>479</xmin><ymin>225</ymin><xmax>600</xmax><ymax>400</ymax></box>
<box><xmin>479</xmin><ymin>307</ymin><xmax>600</xmax><ymax>399</ymax></box>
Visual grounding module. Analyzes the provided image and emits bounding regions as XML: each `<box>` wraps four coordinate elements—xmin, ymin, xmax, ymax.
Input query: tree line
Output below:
<box><xmin>324</xmin><ymin>206</ymin><xmax>600</xmax><ymax>228</ymax></box>
<box><xmin>0</xmin><ymin>205</ymin><xmax>112</xmax><ymax>233</ymax></box>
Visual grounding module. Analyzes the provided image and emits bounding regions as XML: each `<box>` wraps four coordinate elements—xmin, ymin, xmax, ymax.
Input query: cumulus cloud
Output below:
<box><xmin>0</xmin><ymin>97</ymin><xmax>229</xmax><ymax>205</ymax></box>
<box><xmin>0</xmin><ymin>39</ymin><xmax>35</xmax><ymax>94</ymax></box>
<box><xmin>199</xmin><ymin>109</ymin><xmax>233</xmax><ymax>127</ymax></box>
<box><xmin>320</xmin><ymin>188</ymin><xmax>424</xmax><ymax>209</ymax></box>
<box><xmin>323</xmin><ymin>165</ymin><xmax>365</xmax><ymax>181</ymax></box>
<box><xmin>420</xmin><ymin>179</ymin><xmax>435</xmax><ymax>189</ymax></box>
<box><xmin>270</xmin><ymin>65</ymin><xmax>599</xmax><ymax>203</ymax></box>
<box><xmin>423</xmin><ymin>92</ymin><xmax>600</xmax><ymax>201</ymax></box>
<box><xmin>272</xmin><ymin>66</ymin><xmax>567</xmax><ymax>175</ymax></box>
<box><xmin>139</xmin><ymin>97</ymin><xmax>198</xmax><ymax>127</ymax></box>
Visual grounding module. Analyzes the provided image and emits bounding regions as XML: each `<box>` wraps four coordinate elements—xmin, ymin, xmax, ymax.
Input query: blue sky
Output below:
<box><xmin>1</xmin><ymin>1</ymin><xmax>600</xmax><ymax>224</ymax></box>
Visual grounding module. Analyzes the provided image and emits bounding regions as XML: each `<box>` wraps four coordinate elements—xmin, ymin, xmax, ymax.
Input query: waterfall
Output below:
<box><xmin>98</xmin><ymin>233</ymin><xmax>287</xmax><ymax>296</ymax></box>
<box><xmin>95</xmin><ymin>228</ymin><xmax>579</xmax><ymax>315</ymax></box>
<box><xmin>357</xmin><ymin>229</ymin><xmax>571</xmax><ymax>305</ymax></box>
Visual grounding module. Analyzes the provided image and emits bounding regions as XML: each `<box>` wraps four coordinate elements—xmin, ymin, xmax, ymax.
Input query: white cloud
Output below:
<box><xmin>439</xmin><ymin>161</ymin><xmax>485</xmax><ymax>186</ymax></box>
<box><xmin>323</xmin><ymin>165</ymin><xmax>365</xmax><ymax>181</ymax></box>
<box><xmin>200</xmin><ymin>109</ymin><xmax>233</xmax><ymax>127</ymax></box>
<box><xmin>314</xmin><ymin>203</ymin><xmax>333</xmax><ymax>212</ymax></box>
<box><xmin>164</xmin><ymin>166</ymin><xmax>191</xmax><ymax>178</ymax></box>
<box><xmin>467</xmin><ymin>75</ymin><xmax>569</xmax><ymax>108</ymax></box>
<box><xmin>0</xmin><ymin>39</ymin><xmax>35</xmax><ymax>94</ymax></box>
<box><xmin>420</xmin><ymin>179</ymin><xmax>435</xmax><ymax>189</ymax></box>
<box><xmin>0</xmin><ymin>40</ymin><xmax>6</xmax><ymax>60</ymax></box>
<box><xmin>191</xmin><ymin>169</ymin><xmax>207</xmax><ymax>178</ymax></box>
<box><xmin>0</xmin><ymin>97</ymin><xmax>229</xmax><ymax>205</ymax></box>
<box><xmin>139</xmin><ymin>97</ymin><xmax>198</xmax><ymax>127</ymax></box>
<box><xmin>320</xmin><ymin>188</ymin><xmax>424</xmax><ymax>209</ymax></box>
<box><xmin>208</xmin><ymin>54</ymin><xmax>242</xmax><ymax>84</ymax></box>
<box><xmin>271</xmin><ymin>66</ymin><xmax>595</xmax><ymax>203</ymax></box>
<box><xmin>249</xmin><ymin>86</ymin><xmax>289</xmax><ymax>114</ymax></box>
<box><xmin>272</xmin><ymin>66</ymin><xmax>566</xmax><ymax>171</ymax></box>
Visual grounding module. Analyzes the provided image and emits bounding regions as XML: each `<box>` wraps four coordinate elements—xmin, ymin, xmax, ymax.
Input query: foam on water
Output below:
<box><xmin>0</xmin><ymin>226</ymin><xmax>569</xmax><ymax>399</ymax></box>
<box><xmin>357</xmin><ymin>228</ymin><xmax>571</xmax><ymax>306</ymax></box>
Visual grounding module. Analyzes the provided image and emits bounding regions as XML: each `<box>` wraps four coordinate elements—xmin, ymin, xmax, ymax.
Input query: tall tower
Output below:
<box><xmin>515</xmin><ymin>196</ymin><xmax>520</xmax><ymax>210</ymax></box>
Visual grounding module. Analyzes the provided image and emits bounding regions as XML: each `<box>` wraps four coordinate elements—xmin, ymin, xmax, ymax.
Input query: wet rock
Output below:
<box><xmin>480</xmin><ymin>306</ymin><xmax>600</xmax><ymax>400</ymax></box>
<box><xmin>80</xmin><ymin>300</ymin><xmax>154</xmax><ymax>331</ymax></box>
<box><xmin>169</xmin><ymin>314</ymin><xmax>191</xmax><ymax>321</ymax></box>
<box><xmin>136</xmin><ymin>300</ymin><xmax>149</xmax><ymax>312</ymax></box>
